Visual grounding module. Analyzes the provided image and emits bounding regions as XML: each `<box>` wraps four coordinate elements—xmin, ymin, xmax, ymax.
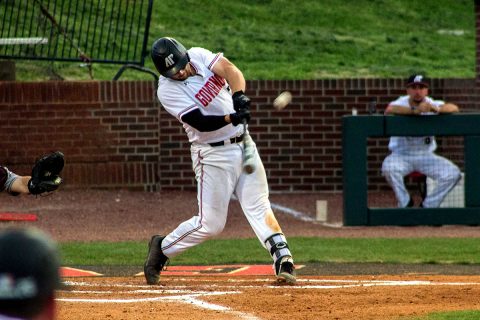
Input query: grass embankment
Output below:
<box><xmin>12</xmin><ymin>0</ymin><xmax>475</xmax><ymax>80</ymax></box>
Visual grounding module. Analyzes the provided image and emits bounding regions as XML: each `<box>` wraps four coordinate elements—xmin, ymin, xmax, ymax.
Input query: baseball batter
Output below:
<box><xmin>382</xmin><ymin>74</ymin><xmax>461</xmax><ymax>208</ymax></box>
<box><xmin>144</xmin><ymin>37</ymin><xmax>296</xmax><ymax>285</ymax></box>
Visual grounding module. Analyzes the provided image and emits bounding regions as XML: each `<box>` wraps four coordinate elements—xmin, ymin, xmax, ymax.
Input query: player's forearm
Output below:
<box><xmin>438</xmin><ymin>103</ymin><xmax>459</xmax><ymax>114</ymax></box>
<box><xmin>181</xmin><ymin>109</ymin><xmax>230</xmax><ymax>132</ymax></box>
<box><xmin>386</xmin><ymin>103</ymin><xmax>446</xmax><ymax>115</ymax></box>
<box><xmin>10</xmin><ymin>176</ymin><xmax>30</xmax><ymax>194</ymax></box>
<box><xmin>385</xmin><ymin>105</ymin><xmax>415</xmax><ymax>115</ymax></box>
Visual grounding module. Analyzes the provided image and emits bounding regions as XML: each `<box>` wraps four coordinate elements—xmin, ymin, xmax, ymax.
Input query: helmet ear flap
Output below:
<box><xmin>151</xmin><ymin>37</ymin><xmax>189</xmax><ymax>78</ymax></box>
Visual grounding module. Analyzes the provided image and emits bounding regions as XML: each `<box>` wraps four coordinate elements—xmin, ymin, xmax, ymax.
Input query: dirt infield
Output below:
<box><xmin>58</xmin><ymin>275</ymin><xmax>480</xmax><ymax>320</ymax></box>
<box><xmin>2</xmin><ymin>189</ymin><xmax>480</xmax><ymax>319</ymax></box>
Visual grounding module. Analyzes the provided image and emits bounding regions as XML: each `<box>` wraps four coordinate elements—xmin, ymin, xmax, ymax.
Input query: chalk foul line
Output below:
<box><xmin>58</xmin><ymin>279</ymin><xmax>480</xmax><ymax>320</ymax></box>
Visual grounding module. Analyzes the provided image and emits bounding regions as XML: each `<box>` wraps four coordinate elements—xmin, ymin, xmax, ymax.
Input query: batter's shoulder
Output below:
<box><xmin>188</xmin><ymin>47</ymin><xmax>214</xmax><ymax>58</ymax></box>
<box><xmin>188</xmin><ymin>47</ymin><xmax>223</xmax><ymax>67</ymax></box>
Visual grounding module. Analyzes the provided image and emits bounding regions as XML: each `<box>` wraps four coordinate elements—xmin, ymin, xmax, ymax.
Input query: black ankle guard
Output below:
<box><xmin>265</xmin><ymin>233</ymin><xmax>292</xmax><ymax>264</ymax></box>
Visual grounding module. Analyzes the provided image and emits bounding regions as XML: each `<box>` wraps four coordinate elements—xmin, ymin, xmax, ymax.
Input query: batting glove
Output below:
<box><xmin>230</xmin><ymin>109</ymin><xmax>251</xmax><ymax>126</ymax></box>
<box><xmin>232</xmin><ymin>91</ymin><xmax>251</xmax><ymax>112</ymax></box>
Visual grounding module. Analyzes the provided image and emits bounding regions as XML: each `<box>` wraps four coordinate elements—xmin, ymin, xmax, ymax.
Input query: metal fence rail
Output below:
<box><xmin>0</xmin><ymin>0</ymin><xmax>153</xmax><ymax>67</ymax></box>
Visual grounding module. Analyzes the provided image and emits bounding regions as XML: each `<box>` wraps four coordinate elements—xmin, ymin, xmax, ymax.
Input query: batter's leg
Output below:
<box><xmin>235</xmin><ymin>144</ymin><xmax>295</xmax><ymax>283</ymax></box>
<box><xmin>235</xmin><ymin>145</ymin><xmax>280</xmax><ymax>243</ymax></box>
<box><xmin>161</xmin><ymin>145</ymin><xmax>240</xmax><ymax>258</ymax></box>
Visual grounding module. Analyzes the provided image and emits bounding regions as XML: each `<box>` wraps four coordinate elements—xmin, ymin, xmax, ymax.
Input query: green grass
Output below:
<box><xmin>59</xmin><ymin>237</ymin><xmax>480</xmax><ymax>266</ymax></box>
<box><xmin>10</xmin><ymin>0</ymin><xmax>476</xmax><ymax>81</ymax></box>
<box><xmin>407</xmin><ymin>311</ymin><xmax>480</xmax><ymax>320</ymax></box>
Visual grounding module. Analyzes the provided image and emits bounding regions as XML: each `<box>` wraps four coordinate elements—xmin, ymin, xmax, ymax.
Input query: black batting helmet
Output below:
<box><xmin>151</xmin><ymin>37</ymin><xmax>190</xmax><ymax>78</ymax></box>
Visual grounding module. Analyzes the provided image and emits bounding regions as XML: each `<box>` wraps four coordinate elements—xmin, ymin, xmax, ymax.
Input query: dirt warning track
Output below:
<box><xmin>57</xmin><ymin>275</ymin><xmax>480</xmax><ymax>320</ymax></box>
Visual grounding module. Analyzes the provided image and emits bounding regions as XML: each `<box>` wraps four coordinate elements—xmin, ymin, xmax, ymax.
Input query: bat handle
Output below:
<box><xmin>242</xmin><ymin>120</ymin><xmax>255</xmax><ymax>174</ymax></box>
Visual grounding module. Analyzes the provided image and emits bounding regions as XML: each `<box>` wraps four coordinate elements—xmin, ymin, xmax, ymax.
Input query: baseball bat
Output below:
<box><xmin>242</xmin><ymin>120</ymin><xmax>255</xmax><ymax>174</ymax></box>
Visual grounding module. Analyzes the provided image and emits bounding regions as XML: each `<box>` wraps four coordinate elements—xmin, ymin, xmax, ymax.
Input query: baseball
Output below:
<box><xmin>273</xmin><ymin>91</ymin><xmax>292</xmax><ymax>110</ymax></box>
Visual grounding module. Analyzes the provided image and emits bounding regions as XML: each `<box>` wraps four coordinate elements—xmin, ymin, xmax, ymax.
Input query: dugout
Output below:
<box><xmin>342</xmin><ymin>113</ymin><xmax>480</xmax><ymax>226</ymax></box>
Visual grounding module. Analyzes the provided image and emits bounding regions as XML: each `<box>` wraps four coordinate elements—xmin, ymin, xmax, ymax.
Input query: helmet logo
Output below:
<box><xmin>165</xmin><ymin>54</ymin><xmax>175</xmax><ymax>67</ymax></box>
<box><xmin>414</xmin><ymin>75</ymin><xmax>424</xmax><ymax>83</ymax></box>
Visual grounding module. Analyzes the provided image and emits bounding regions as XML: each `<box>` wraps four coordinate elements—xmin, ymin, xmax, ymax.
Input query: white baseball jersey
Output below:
<box><xmin>157</xmin><ymin>47</ymin><xmax>243</xmax><ymax>144</ymax></box>
<box><xmin>387</xmin><ymin>95</ymin><xmax>444</xmax><ymax>154</ymax></box>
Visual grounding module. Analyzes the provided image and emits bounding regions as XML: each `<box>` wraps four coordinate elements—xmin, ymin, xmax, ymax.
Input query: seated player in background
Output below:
<box><xmin>382</xmin><ymin>74</ymin><xmax>461</xmax><ymax>208</ymax></box>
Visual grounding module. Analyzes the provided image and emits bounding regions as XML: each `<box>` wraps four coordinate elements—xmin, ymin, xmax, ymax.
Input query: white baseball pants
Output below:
<box><xmin>161</xmin><ymin>141</ymin><xmax>284</xmax><ymax>257</ymax></box>
<box><xmin>382</xmin><ymin>152</ymin><xmax>461</xmax><ymax>208</ymax></box>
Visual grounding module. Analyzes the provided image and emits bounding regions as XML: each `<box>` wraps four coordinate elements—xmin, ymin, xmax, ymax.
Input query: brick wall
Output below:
<box><xmin>0</xmin><ymin>81</ymin><xmax>160</xmax><ymax>191</ymax></box>
<box><xmin>245</xmin><ymin>79</ymin><xmax>477</xmax><ymax>193</ymax></box>
<box><xmin>0</xmin><ymin>79</ymin><xmax>476</xmax><ymax>192</ymax></box>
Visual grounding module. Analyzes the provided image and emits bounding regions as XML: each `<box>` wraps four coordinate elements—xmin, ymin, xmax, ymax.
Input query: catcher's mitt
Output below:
<box><xmin>28</xmin><ymin>151</ymin><xmax>65</xmax><ymax>195</ymax></box>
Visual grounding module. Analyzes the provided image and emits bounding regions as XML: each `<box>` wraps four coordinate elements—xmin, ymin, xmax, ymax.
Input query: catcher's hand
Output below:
<box><xmin>28</xmin><ymin>151</ymin><xmax>65</xmax><ymax>195</ymax></box>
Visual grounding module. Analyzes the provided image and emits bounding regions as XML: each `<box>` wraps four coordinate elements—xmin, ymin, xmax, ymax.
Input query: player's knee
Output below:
<box><xmin>381</xmin><ymin>161</ymin><xmax>397</xmax><ymax>177</ymax></box>
<box><xmin>202</xmin><ymin>220</ymin><xmax>225</xmax><ymax>236</ymax></box>
<box><xmin>382</xmin><ymin>167</ymin><xmax>402</xmax><ymax>184</ymax></box>
<box><xmin>454</xmin><ymin>167</ymin><xmax>461</xmax><ymax>180</ymax></box>
<box><xmin>445</xmin><ymin>168</ymin><xmax>461</xmax><ymax>185</ymax></box>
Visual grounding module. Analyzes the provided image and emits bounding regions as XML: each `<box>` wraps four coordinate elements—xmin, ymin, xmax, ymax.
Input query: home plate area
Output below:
<box><xmin>61</xmin><ymin>264</ymin><xmax>301</xmax><ymax>277</ymax></box>
<box><xmin>57</xmin><ymin>267</ymin><xmax>480</xmax><ymax>320</ymax></box>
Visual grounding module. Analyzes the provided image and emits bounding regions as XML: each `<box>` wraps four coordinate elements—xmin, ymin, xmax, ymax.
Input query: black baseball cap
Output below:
<box><xmin>406</xmin><ymin>74</ymin><xmax>429</xmax><ymax>88</ymax></box>
<box><xmin>0</xmin><ymin>227</ymin><xmax>61</xmax><ymax>318</ymax></box>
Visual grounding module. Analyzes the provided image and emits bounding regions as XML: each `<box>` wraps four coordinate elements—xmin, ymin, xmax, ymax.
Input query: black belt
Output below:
<box><xmin>209</xmin><ymin>135</ymin><xmax>244</xmax><ymax>147</ymax></box>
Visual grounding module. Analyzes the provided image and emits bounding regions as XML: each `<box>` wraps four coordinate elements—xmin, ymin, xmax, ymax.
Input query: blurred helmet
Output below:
<box><xmin>151</xmin><ymin>37</ymin><xmax>190</xmax><ymax>78</ymax></box>
<box><xmin>0</xmin><ymin>227</ymin><xmax>61</xmax><ymax>318</ymax></box>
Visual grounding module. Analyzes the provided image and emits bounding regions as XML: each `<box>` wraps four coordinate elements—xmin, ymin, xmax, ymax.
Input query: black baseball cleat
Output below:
<box><xmin>144</xmin><ymin>235</ymin><xmax>169</xmax><ymax>285</ymax></box>
<box><xmin>275</xmin><ymin>256</ymin><xmax>297</xmax><ymax>284</ymax></box>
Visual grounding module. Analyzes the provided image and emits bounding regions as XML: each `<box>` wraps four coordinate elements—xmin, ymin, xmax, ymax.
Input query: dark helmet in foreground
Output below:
<box><xmin>151</xmin><ymin>37</ymin><xmax>190</xmax><ymax>78</ymax></box>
